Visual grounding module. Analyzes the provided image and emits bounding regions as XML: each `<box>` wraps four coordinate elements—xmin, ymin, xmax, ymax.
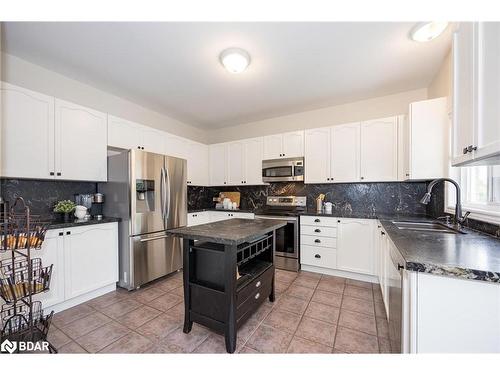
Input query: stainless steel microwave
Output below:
<box><xmin>262</xmin><ymin>157</ymin><xmax>305</xmax><ymax>182</ymax></box>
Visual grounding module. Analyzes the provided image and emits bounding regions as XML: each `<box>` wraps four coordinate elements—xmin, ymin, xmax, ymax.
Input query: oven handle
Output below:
<box><xmin>255</xmin><ymin>215</ymin><xmax>297</xmax><ymax>222</ymax></box>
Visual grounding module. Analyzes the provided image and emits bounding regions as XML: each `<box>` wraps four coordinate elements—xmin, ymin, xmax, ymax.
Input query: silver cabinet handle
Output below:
<box><xmin>255</xmin><ymin>281</ymin><xmax>261</xmax><ymax>288</ymax></box>
<box><xmin>164</xmin><ymin>166</ymin><xmax>171</xmax><ymax>221</ymax></box>
<box><xmin>160</xmin><ymin>167</ymin><xmax>166</xmax><ymax>220</ymax></box>
<box><xmin>254</xmin><ymin>293</ymin><xmax>260</xmax><ymax>300</ymax></box>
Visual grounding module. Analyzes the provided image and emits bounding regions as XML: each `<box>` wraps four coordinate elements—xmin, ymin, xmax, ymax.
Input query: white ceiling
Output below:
<box><xmin>2</xmin><ymin>22</ymin><xmax>452</xmax><ymax>129</ymax></box>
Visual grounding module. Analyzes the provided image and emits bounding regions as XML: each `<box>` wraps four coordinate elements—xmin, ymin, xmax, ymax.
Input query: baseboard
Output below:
<box><xmin>301</xmin><ymin>265</ymin><xmax>379</xmax><ymax>284</ymax></box>
<box><xmin>44</xmin><ymin>283</ymin><xmax>117</xmax><ymax>314</ymax></box>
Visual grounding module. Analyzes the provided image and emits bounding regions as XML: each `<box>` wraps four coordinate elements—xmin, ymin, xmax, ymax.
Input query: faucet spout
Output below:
<box><xmin>420</xmin><ymin>178</ymin><xmax>463</xmax><ymax>225</ymax></box>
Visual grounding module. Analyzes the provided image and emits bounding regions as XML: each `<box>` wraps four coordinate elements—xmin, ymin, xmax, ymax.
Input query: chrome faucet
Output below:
<box><xmin>419</xmin><ymin>178</ymin><xmax>470</xmax><ymax>226</ymax></box>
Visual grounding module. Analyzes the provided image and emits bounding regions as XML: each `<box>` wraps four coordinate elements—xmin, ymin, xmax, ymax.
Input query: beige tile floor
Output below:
<box><xmin>48</xmin><ymin>269</ymin><xmax>392</xmax><ymax>354</ymax></box>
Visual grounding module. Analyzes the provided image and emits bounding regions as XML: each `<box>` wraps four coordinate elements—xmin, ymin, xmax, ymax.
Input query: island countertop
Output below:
<box><xmin>166</xmin><ymin>218</ymin><xmax>287</xmax><ymax>245</ymax></box>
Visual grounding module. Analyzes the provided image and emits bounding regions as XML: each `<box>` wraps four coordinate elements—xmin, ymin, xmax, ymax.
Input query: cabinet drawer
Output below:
<box><xmin>300</xmin><ymin>216</ymin><xmax>338</xmax><ymax>227</ymax></box>
<box><xmin>237</xmin><ymin>277</ymin><xmax>272</xmax><ymax>323</ymax></box>
<box><xmin>301</xmin><ymin>235</ymin><xmax>337</xmax><ymax>248</ymax></box>
<box><xmin>301</xmin><ymin>225</ymin><xmax>337</xmax><ymax>238</ymax></box>
<box><xmin>301</xmin><ymin>245</ymin><xmax>337</xmax><ymax>269</ymax></box>
<box><xmin>237</xmin><ymin>265</ymin><xmax>273</xmax><ymax>306</ymax></box>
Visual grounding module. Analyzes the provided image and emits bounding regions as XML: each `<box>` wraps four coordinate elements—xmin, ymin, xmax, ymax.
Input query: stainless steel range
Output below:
<box><xmin>255</xmin><ymin>196</ymin><xmax>306</xmax><ymax>272</ymax></box>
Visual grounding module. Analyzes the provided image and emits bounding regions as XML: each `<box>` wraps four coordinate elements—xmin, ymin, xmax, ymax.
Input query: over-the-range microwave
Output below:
<box><xmin>262</xmin><ymin>157</ymin><xmax>304</xmax><ymax>182</ymax></box>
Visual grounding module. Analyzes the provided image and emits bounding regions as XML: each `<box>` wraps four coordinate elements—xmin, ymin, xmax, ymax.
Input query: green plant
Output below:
<box><xmin>53</xmin><ymin>200</ymin><xmax>76</xmax><ymax>213</ymax></box>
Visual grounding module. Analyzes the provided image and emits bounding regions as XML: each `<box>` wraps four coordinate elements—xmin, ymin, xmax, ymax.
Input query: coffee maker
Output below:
<box><xmin>90</xmin><ymin>193</ymin><xmax>104</xmax><ymax>220</ymax></box>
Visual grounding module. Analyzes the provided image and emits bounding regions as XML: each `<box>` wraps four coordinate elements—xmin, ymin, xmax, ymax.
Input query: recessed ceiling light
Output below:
<box><xmin>219</xmin><ymin>48</ymin><xmax>251</xmax><ymax>74</ymax></box>
<box><xmin>410</xmin><ymin>22</ymin><xmax>449</xmax><ymax>42</ymax></box>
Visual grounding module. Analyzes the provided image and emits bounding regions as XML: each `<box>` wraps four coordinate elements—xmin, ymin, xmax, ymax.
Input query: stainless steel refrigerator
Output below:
<box><xmin>99</xmin><ymin>149</ymin><xmax>187</xmax><ymax>290</ymax></box>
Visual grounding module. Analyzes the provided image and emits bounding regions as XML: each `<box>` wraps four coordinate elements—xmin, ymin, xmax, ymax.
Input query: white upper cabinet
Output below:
<box><xmin>186</xmin><ymin>141</ymin><xmax>209</xmax><ymax>186</ymax></box>
<box><xmin>331</xmin><ymin>123</ymin><xmax>360</xmax><ymax>182</ymax></box>
<box><xmin>1</xmin><ymin>83</ymin><xmax>55</xmax><ymax>179</ymax></box>
<box><xmin>452</xmin><ymin>23</ymin><xmax>476</xmax><ymax>165</ymax></box>
<box><xmin>107</xmin><ymin>115</ymin><xmax>143</xmax><ymax>150</ymax></box>
<box><xmin>244</xmin><ymin>137</ymin><xmax>264</xmax><ymax>185</ymax></box>
<box><xmin>452</xmin><ymin>22</ymin><xmax>500</xmax><ymax>166</ymax></box>
<box><xmin>227</xmin><ymin>141</ymin><xmax>245</xmax><ymax>185</ymax></box>
<box><xmin>55</xmin><ymin>99</ymin><xmax>108</xmax><ymax>181</ymax></box>
<box><xmin>402</xmin><ymin>98</ymin><xmax>448</xmax><ymax>180</ymax></box>
<box><xmin>209</xmin><ymin>143</ymin><xmax>228</xmax><ymax>186</ymax></box>
<box><xmin>141</xmin><ymin>127</ymin><xmax>165</xmax><ymax>154</ymax></box>
<box><xmin>263</xmin><ymin>131</ymin><xmax>304</xmax><ymax>159</ymax></box>
<box><xmin>164</xmin><ymin>133</ymin><xmax>188</xmax><ymax>158</ymax></box>
<box><xmin>305</xmin><ymin>127</ymin><xmax>331</xmax><ymax>183</ymax></box>
<box><xmin>474</xmin><ymin>22</ymin><xmax>500</xmax><ymax>161</ymax></box>
<box><xmin>337</xmin><ymin>218</ymin><xmax>375</xmax><ymax>276</ymax></box>
<box><xmin>360</xmin><ymin>117</ymin><xmax>398</xmax><ymax>182</ymax></box>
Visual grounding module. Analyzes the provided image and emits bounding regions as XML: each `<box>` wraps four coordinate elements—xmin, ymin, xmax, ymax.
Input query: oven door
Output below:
<box><xmin>255</xmin><ymin>215</ymin><xmax>298</xmax><ymax>259</ymax></box>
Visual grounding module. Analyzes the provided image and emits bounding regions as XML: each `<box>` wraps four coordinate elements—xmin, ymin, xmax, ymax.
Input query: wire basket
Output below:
<box><xmin>0</xmin><ymin>257</ymin><xmax>53</xmax><ymax>303</ymax></box>
<box><xmin>0</xmin><ymin>301</ymin><xmax>54</xmax><ymax>344</ymax></box>
<box><xmin>0</xmin><ymin>212</ymin><xmax>50</xmax><ymax>252</ymax></box>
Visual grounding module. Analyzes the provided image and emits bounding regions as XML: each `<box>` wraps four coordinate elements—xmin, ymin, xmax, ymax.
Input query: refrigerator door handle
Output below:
<box><xmin>165</xmin><ymin>166</ymin><xmax>171</xmax><ymax>222</ymax></box>
<box><xmin>160</xmin><ymin>167</ymin><xmax>166</xmax><ymax>220</ymax></box>
<box><xmin>139</xmin><ymin>234</ymin><xmax>169</xmax><ymax>242</ymax></box>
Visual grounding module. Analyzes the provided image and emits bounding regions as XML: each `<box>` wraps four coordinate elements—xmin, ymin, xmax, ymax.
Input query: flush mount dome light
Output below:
<box><xmin>219</xmin><ymin>48</ymin><xmax>250</xmax><ymax>73</ymax></box>
<box><xmin>410</xmin><ymin>22</ymin><xmax>449</xmax><ymax>42</ymax></box>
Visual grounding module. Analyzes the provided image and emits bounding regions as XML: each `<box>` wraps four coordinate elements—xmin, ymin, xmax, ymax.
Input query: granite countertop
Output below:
<box><xmin>166</xmin><ymin>218</ymin><xmax>287</xmax><ymax>245</ymax></box>
<box><xmin>378</xmin><ymin>218</ymin><xmax>500</xmax><ymax>283</ymax></box>
<box><xmin>188</xmin><ymin>208</ymin><xmax>255</xmax><ymax>214</ymax></box>
<box><xmin>47</xmin><ymin>217</ymin><xmax>121</xmax><ymax>230</ymax></box>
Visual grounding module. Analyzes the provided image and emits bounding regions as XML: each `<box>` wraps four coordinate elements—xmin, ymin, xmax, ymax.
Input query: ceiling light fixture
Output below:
<box><xmin>219</xmin><ymin>48</ymin><xmax>250</xmax><ymax>74</ymax></box>
<box><xmin>410</xmin><ymin>22</ymin><xmax>449</xmax><ymax>42</ymax></box>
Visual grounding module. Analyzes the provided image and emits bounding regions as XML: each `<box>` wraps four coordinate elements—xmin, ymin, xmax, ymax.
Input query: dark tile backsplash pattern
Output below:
<box><xmin>0</xmin><ymin>179</ymin><xmax>97</xmax><ymax>219</ymax></box>
<box><xmin>188</xmin><ymin>182</ymin><xmax>437</xmax><ymax>217</ymax></box>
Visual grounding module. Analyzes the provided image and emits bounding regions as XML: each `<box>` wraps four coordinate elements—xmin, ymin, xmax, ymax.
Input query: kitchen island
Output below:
<box><xmin>167</xmin><ymin>218</ymin><xmax>287</xmax><ymax>353</ymax></box>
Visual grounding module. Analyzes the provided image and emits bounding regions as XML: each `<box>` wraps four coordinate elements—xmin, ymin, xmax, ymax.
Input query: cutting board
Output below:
<box><xmin>219</xmin><ymin>192</ymin><xmax>241</xmax><ymax>207</ymax></box>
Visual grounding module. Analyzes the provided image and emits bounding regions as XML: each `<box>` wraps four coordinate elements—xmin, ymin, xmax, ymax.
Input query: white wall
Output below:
<box><xmin>428</xmin><ymin>51</ymin><xmax>451</xmax><ymax>100</ymax></box>
<box><xmin>206</xmin><ymin>88</ymin><xmax>428</xmax><ymax>143</ymax></box>
<box><xmin>1</xmin><ymin>53</ymin><xmax>207</xmax><ymax>143</ymax></box>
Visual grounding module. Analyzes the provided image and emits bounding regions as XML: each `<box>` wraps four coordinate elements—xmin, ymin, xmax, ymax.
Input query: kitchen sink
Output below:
<box><xmin>391</xmin><ymin>221</ymin><xmax>466</xmax><ymax>234</ymax></box>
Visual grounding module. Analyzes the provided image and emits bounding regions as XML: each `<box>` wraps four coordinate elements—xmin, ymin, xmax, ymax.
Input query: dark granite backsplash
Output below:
<box><xmin>0</xmin><ymin>179</ymin><xmax>97</xmax><ymax>219</ymax></box>
<box><xmin>188</xmin><ymin>182</ymin><xmax>438</xmax><ymax>217</ymax></box>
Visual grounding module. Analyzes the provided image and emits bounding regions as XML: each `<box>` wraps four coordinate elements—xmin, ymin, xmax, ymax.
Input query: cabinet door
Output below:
<box><xmin>452</xmin><ymin>23</ymin><xmax>475</xmax><ymax>165</ymax></box>
<box><xmin>360</xmin><ymin>117</ymin><xmax>398</xmax><ymax>182</ymax></box>
<box><xmin>331</xmin><ymin>123</ymin><xmax>360</xmax><ymax>182</ymax></box>
<box><xmin>244</xmin><ymin>137</ymin><xmax>264</xmax><ymax>185</ymax></box>
<box><xmin>34</xmin><ymin>230</ymin><xmax>65</xmax><ymax>309</ymax></box>
<box><xmin>1</xmin><ymin>83</ymin><xmax>55</xmax><ymax>179</ymax></box>
<box><xmin>187</xmin><ymin>141</ymin><xmax>208</xmax><ymax>186</ymax></box>
<box><xmin>64</xmin><ymin>224</ymin><xmax>118</xmax><ymax>300</ymax></box>
<box><xmin>107</xmin><ymin>115</ymin><xmax>143</xmax><ymax>150</ymax></box>
<box><xmin>227</xmin><ymin>141</ymin><xmax>245</xmax><ymax>185</ymax></box>
<box><xmin>282</xmin><ymin>131</ymin><xmax>305</xmax><ymax>158</ymax></box>
<box><xmin>55</xmin><ymin>99</ymin><xmax>107</xmax><ymax>181</ymax></box>
<box><xmin>142</xmin><ymin>126</ymin><xmax>166</xmax><ymax>154</ymax></box>
<box><xmin>209</xmin><ymin>143</ymin><xmax>227</xmax><ymax>186</ymax></box>
<box><xmin>164</xmin><ymin>134</ymin><xmax>188</xmax><ymax>158</ymax></box>
<box><xmin>304</xmin><ymin>127</ymin><xmax>330</xmax><ymax>183</ymax></box>
<box><xmin>337</xmin><ymin>218</ymin><xmax>375</xmax><ymax>275</ymax></box>
<box><xmin>475</xmin><ymin>22</ymin><xmax>500</xmax><ymax>161</ymax></box>
<box><xmin>263</xmin><ymin>134</ymin><xmax>283</xmax><ymax>159</ymax></box>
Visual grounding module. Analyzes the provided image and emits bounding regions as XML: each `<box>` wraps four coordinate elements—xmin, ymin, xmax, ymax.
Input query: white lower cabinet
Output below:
<box><xmin>300</xmin><ymin>215</ymin><xmax>376</xmax><ymax>282</ymax></box>
<box><xmin>187</xmin><ymin>211</ymin><xmax>210</xmax><ymax>226</ymax></box>
<box><xmin>36</xmin><ymin>223</ymin><xmax>118</xmax><ymax>312</ymax></box>
<box><xmin>187</xmin><ymin>211</ymin><xmax>255</xmax><ymax>226</ymax></box>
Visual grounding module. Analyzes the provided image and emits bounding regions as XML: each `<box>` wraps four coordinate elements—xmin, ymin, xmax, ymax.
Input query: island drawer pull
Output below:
<box><xmin>255</xmin><ymin>281</ymin><xmax>261</xmax><ymax>288</ymax></box>
<box><xmin>254</xmin><ymin>293</ymin><xmax>260</xmax><ymax>300</ymax></box>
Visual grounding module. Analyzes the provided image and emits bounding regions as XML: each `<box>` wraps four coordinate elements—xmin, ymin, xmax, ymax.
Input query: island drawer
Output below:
<box><xmin>301</xmin><ymin>245</ymin><xmax>336</xmax><ymax>268</ymax></box>
<box><xmin>301</xmin><ymin>225</ymin><xmax>337</xmax><ymax>238</ymax></box>
<box><xmin>237</xmin><ymin>264</ymin><xmax>273</xmax><ymax>306</ymax></box>
<box><xmin>237</xmin><ymin>277</ymin><xmax>272</xmax><ymax>323</ymax></box>
<box><xmin>300</xmin><ymin>235</ymin><xmax>337</xmax><ymax>248</ymax></box>
<box><xmin>300</xmin><ymin>216</ymin><xmax>338</xmax><ymax>227</ymax></box>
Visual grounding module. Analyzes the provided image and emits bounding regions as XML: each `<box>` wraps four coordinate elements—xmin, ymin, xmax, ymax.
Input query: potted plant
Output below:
<box><xmin>53</xmin><ymin>200</ymin><xmax>76</xmax><ymax>222</ymax></box>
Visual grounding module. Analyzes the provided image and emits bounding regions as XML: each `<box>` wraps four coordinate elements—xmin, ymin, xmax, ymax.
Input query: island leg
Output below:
<box><xmin>183</xmin><ymin>238</ymin><xmax>193</xmax><ymax>334</ymax></box>
<box><xmin>269</xmin><ymin>230</ymin><xmax>276</xmax><ymax>302</ymax></box>
<box><xmin>224</xmin><ymin>243</ymin><xmax>237</xmax><ymax>353</ymax></box>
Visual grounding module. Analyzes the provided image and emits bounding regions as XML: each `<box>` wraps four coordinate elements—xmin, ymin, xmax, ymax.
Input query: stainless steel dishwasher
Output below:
<box><xmin>388</xmin><ymin>242</ymin><xmax>406</xmax><ymax>353</ymax></box>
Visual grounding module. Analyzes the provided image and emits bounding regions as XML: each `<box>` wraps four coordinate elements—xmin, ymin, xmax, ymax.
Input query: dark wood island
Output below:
<box><xmin>166</xmin><ymin>218</ymin><xmax>287</xmax><ymax>353</ymax></box>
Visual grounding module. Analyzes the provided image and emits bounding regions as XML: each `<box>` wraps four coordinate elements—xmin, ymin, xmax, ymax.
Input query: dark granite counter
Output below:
<box><xmin>379</xmin><ymin>218</ymin><xmax>500</xmax><ymax>283</ymax></box>
<box><xmin>299</xmin><ymin>209</ymin><xmax>431</xmax><ymax>221</ymax></box>
<box><xmin>188</xmin><ymin>208</ymin><xmax>255</xmax><ymax>214</ymax></box>
<box><xmin>47</xmin><ymin>217</ymin><xmax>121</xmax><ymax>230</ymax></box>
<box><xmin>166</xmin><ymin>218</ymin><xmax>287</xmax><ymax>245</ymax></box>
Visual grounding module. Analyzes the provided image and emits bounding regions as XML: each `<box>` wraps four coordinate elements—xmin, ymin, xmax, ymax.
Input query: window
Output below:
<box><xmin>447</xmin><ymin>165</ymin><xmax>500</xmax><ymax>222</ymax></box>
